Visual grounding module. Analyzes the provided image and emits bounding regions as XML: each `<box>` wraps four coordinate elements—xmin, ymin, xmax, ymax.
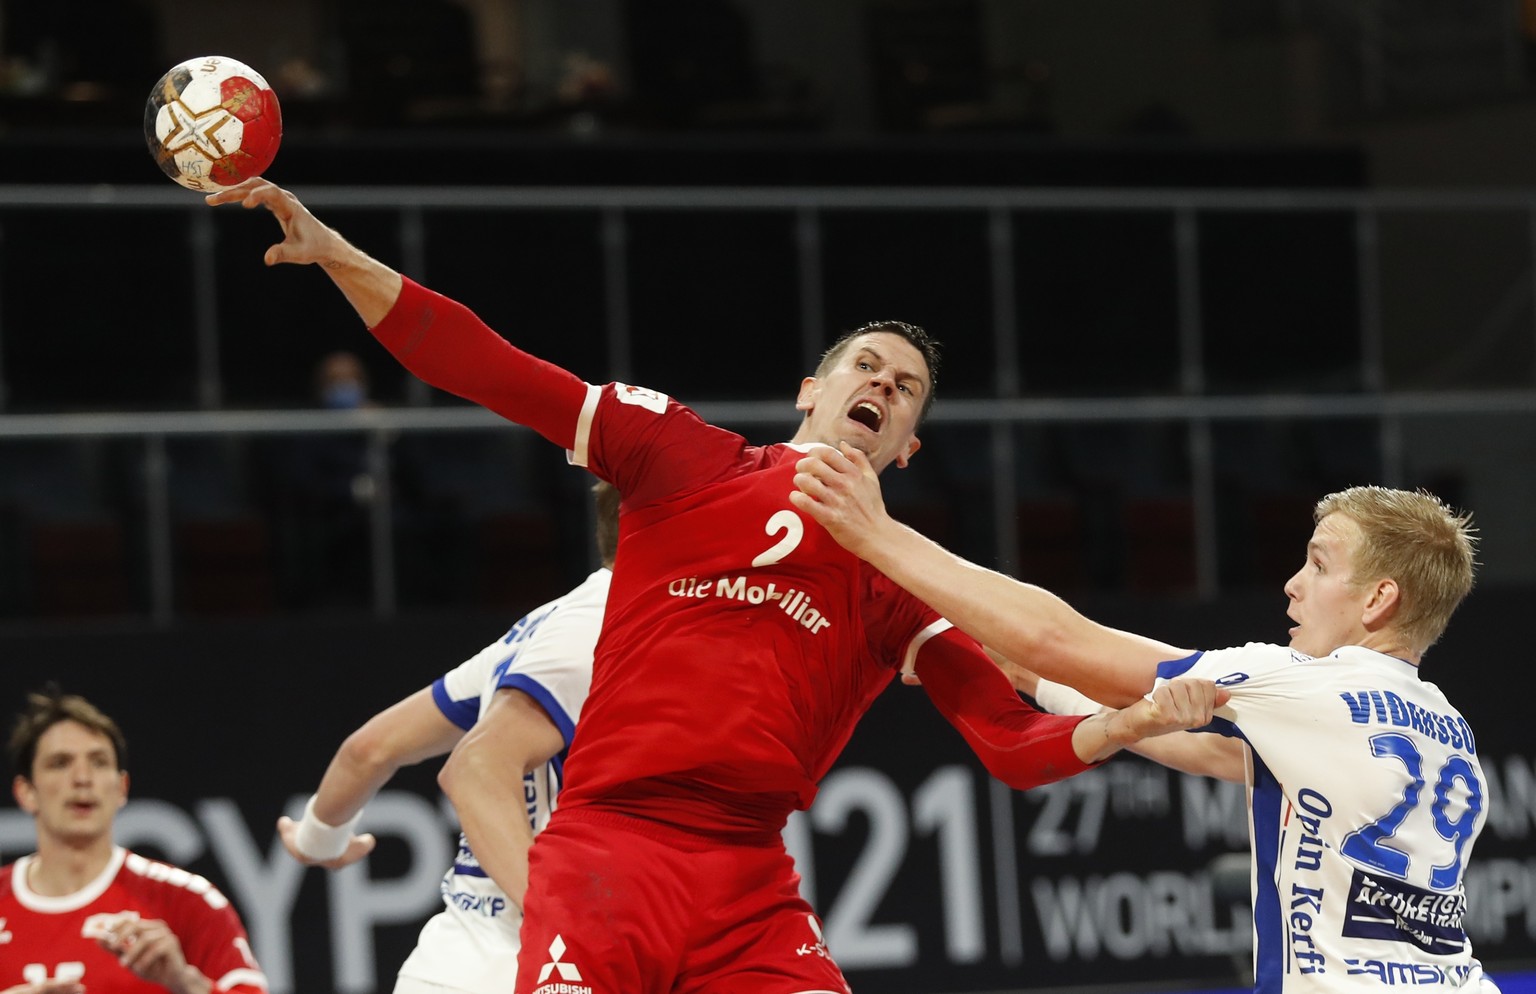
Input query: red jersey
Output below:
<box><xmin>567</xmin><ymin>385</ymin><xmax>965</xmax><ymax>812</ymax></box>
<box><xmin>0</xmin><ymin>848</ymin><xmax>267</xmax><ymax>994</ymax></box>
<box><xmin>370</xmin><ymin>278</ymin><xmax>1093</xmax><ymax>836</ymax></box>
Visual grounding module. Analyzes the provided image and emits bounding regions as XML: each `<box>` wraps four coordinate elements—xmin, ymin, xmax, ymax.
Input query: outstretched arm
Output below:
<box><xmin>208</xmin><ymin>178</ymin><xmax>592</xmax><ymax>449</ymax></box>
<box><xmin>280</xmin><ymin>687</ymin><xmax>464</xmax><ymax>868</ymax></box>
<box><xmin>793</xmin><ymin>443</ymin><xmax>1191</xmax><ymax>708</ymax></box>
<box><xmin>438</xmin><ymin>688</ymin><xmax>566</xmax><ymax>910</ymax></box>
<box><xmin>205</xmin><ymin>178</ymin><xmax>402</xmax><ymax>326</ymax></box>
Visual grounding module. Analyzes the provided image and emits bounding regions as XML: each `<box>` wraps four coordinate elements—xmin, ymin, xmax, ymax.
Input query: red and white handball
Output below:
<box><xmin>145</xmin><ymin>55</ymin><xmax>282</xmax><ymax>192</ymax></box>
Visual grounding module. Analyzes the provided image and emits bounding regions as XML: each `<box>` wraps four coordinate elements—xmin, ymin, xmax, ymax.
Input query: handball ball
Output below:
<box><xmin>145</xmin><ymin>56</ymin><xmax>282</xmax><ymax>192</ymax></box>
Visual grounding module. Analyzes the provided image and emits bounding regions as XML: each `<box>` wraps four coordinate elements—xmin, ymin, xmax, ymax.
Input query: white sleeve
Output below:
<box><xmin>1154</xmin><ymin>643</ymin><xmax>1284</xmax><ymax>683</ymax></box>
<box><xmin>1031</xmin><ymin>678</ymin><xmax>1106</xmax><ymax>716</ymax></box>
<box><xmin>491</xmin><ymin>569</ymin><xmax>610</xmax><ymax>747</ymax></box>
<box><xmin>1152</xmin><ymin>642</ymin><xmax>1299</xmax><ymax>728</ymax></box>
<box><xmin>431</xmin><ymin>631</ymin><xmax>522</xmax><ymax>731</ymax></box>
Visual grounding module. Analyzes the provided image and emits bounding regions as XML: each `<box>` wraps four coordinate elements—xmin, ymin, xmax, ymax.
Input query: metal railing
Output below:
<box><xmin>3</xmin><ymin>184</ymin><xmax>1535</xmax><ymax>624</ymax></box>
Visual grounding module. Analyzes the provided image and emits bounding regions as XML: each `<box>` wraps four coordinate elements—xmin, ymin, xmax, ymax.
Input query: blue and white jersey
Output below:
<box><xmin>392</xmin><ymin>567</ymin><xmax>610</xmax><ymax>994</ymax></box>
<box><xmin>1160</xmin><ymin>643</ymin><xmax>1497</xmax><ymax>994</ymax></box>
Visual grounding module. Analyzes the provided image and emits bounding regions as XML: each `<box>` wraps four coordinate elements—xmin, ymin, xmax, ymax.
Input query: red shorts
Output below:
<box><xmin>515</xmin><ymin>810</ymin><xmax>850</xmax><ymax>994</ymax></box>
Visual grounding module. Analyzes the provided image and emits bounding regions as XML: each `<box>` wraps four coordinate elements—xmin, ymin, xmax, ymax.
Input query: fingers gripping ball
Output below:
<box><xmin>145</xmin><ymin>56</ymin><xmax>282</xmax><ymax>192</ymax></box>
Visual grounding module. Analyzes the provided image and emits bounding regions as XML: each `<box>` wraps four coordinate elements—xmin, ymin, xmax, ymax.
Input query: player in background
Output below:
<box><xmin>1</xmin><ymin>689</ymin><xmax>268</xmax><ymax>994</ymax></box>
<box><xmin>792</xmin><ymin>446</ymin><xmax>1498</xmax><ymax>994</ymax></box>
<box><xmin>278</xmin><ymin>481</ymin><xmax>618</xmax><ymax>994</ymax></box>
<box><xmin>210</xmin><ymin>176</ymin><xmax>1225</xmax><ymax>994</ymax></box>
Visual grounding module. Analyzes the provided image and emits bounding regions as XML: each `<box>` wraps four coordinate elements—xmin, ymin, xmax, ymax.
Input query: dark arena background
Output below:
<box><xmin>2</xmin><ymin>3</ymin><xmax>1536</xmax><ymax>994</ymax></box>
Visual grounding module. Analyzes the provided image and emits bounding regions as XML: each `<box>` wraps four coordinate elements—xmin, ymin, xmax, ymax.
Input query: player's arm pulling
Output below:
<box><xmin>281</xmin><ymin>687</ymin><xmax>466</xmax><ymax>868</ymax></box>
<box><xmin>792</xmin><ymin>442</ymin><xmax>1191</xmax><ymax>708</ymax></box>
<box><xmin>911</xmin><ymin>633</ymin><xmax>1227</xmax><ymax>786</ymax></box>
<box><xmin>1003</xmin><ymin>656</ymin><xmax>1248</xmax><ymax>783</ymax></box>
<box><xmin>1069</xmin><ymin>678</ymin><xmax>1227</xmax><ymax>763</ymax></box>
<box><xmin>438</xmin><ymin>688</ymin><xmax>566</xmax><ymax>910</ymax></box>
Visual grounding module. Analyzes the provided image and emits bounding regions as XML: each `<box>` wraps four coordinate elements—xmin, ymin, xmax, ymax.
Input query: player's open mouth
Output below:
<box><xmin>847</xmin><ymin>401</ymin><xmax>882</xmax><ymax>433</ymax></box>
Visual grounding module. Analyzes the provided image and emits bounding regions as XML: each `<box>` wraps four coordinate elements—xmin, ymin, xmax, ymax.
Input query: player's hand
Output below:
<box><xmin>1113</xmin><ymin>678</ymin><xmax>1229</xmax><ymax>743</ymax></box>
<box><xmin>100</xmin><ymin>918</ymin><xmax>201</xmax><ymax>994</ymax></box>
<box><xmin>789</xmin><ymin>442</ymin><xmax>890</xmax><ymax>559</ymax></box>
<box><xmin>204</xmin><ymin>177</ymin><xmax>341</xmax><ymax>268</ymax></box>
<box><xmin>2</xmin><ymin>981</ymin><xmax>85</xmax><ymax>994</ymax></box>
<box><xmin>277</xmin><ymin>813</ymin><xmax>377</xmax><ymax>868</ymax></box>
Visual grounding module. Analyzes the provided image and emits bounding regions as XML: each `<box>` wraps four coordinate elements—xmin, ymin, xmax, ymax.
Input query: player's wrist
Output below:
<box><xmin>860</xmin><ymin>515</ymin><xmax>914</xmax><ymax>569</ymax></box>
<box><xmin>293</xmin><ymin>795</ymin><xmax>361</xmax><ymax>861</ymax></box>
<box><xmin>1102</xmin><ymin>708</ymin><xmax>1139</xmax><ymax>749</ymax></box>
<box><xmin>1073</xmin><ymin>712</ymin><xmax>1118</xmax><ymax>763</ymax></box>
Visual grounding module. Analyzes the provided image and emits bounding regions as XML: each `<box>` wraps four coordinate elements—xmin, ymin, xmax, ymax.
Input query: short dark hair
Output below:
<box><xmin>815</xmin><ymin>320</ymin><xmax>942</xmax><ymax>420</ymax></box>
<box><xmin>592</xmin><ymin>480</ymin><xmax>620</xmax><ymax>567</ymax></box>
<box><xmin>7</xmin><ymin>685</ymin><xmax>128</xmax><ymax>781</ymax></box>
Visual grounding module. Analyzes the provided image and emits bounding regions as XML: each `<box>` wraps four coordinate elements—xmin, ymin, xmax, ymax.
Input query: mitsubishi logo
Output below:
<box><xmin>537</xmin><ymin>935</ymin><xmax>583</xmax><ymax>983</ymax></box>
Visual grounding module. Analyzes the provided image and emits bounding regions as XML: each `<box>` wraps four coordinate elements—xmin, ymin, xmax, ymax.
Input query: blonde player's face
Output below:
<box><xmin>795</xmin><ymin>332</ymin><xmax>930</xmax><ymax>474</ymax></box>
<box><xmin>13</xmin><ymin>720</ymin><xmax>128</xmax><ymax>848</ymax></box>
<box><xmin>1283</xmin><ymin>513</ymin><xmax>1371</xmax><ymax>658</ymax></box>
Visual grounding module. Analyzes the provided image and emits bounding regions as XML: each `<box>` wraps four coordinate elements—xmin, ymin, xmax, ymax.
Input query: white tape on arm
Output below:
<box><xmin>1032</xmin><ymin>678</ymin><xmax>1105</xmax><ymax>717</ymax></box>
<box><xmin>293</xmin><ymin>795</ymin><xmax>362</xmax><ymax>861</ymax></box>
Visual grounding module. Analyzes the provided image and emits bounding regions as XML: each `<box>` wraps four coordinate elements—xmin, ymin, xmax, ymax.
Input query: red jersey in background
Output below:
<box><xmin>0</xmin><ymin>848</ymin><xmax>267</xmax><ymax>994</ymax></box>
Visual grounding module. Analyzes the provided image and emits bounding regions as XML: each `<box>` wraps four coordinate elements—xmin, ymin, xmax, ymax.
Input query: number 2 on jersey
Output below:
<box><xmin>1340</xmin><ymin>731</ymin><xmax>1483</xmax><ymax>890</ymax></box>
<box><xmin>752</xmin><ymin>510</ymin><xmax>805</xmax><ymax>567</ymax></box>
<box><xmin>24</xmin><ymin>964</ymin><xmax>86</xmax><ymax>985</ymax></box>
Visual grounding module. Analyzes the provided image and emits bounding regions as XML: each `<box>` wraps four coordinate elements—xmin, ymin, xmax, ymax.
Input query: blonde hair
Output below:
<box><xmin>1314</xmin><ymin>486</ymin><xmax>1477</xmax><ymax>656</ymax></box>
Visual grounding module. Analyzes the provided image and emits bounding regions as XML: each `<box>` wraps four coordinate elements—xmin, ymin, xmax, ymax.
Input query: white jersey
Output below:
<box><xmin>392</xmin><ymin>567</ymin><xmax>610</xmax><ymax>994</ymax></box>
<box><xmin>1160</xmin><ymin>644</ymin><xmax>1497</xmax><ymax>994</ymax></box>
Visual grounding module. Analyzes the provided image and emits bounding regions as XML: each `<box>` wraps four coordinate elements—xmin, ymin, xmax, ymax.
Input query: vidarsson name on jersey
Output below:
<box><xmin>1338</xmin><ymin>690</ymin><xmax>1476</xmax><ymax>752</ymax></box>
<box><xmin>667</xmin><ymin>575</ymin><xmax>832</xmax><ymax>635</ymax></box>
